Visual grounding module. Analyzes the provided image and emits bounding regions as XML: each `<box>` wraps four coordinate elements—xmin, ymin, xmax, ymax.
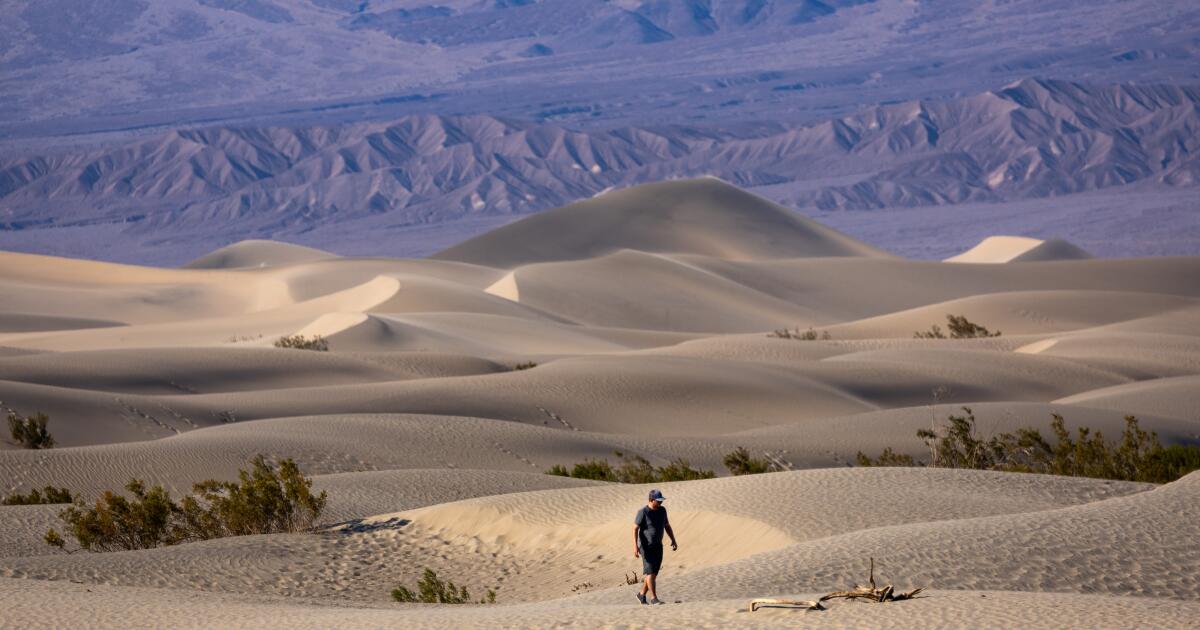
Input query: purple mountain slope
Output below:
<box><xmin>0</xmin><ymin>79</ymin><xmax>1196</xmax><ymax>264</ymax></box>
<box><xmin>0</xmin><ymin>0</ymin><xmax>1197</xmax><ymax>263</ymax></box>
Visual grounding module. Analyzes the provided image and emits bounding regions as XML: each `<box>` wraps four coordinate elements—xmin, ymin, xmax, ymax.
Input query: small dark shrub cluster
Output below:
<box><xmin>45</xmin><ymin>455</ymin><xmax>327</xmax><ymax>552</ymax></box>
<box><xmin>768</xmin><ymin>327</ymin><xmax>830</xmax><ymax>340</ymax></box>
<box><xmin>722</xmin><ymin>447</ymin><xmax>781</xmax><ymax>475</ymax></box>
<box><xmin>2</xmin><ymin>486</ymin><xmax>74</xmax><ymax>505</ymax></box>
<box><xmin>857</xmin><ymin>408</ymin><xmax>1200</xmax><ymax>483</ymax></box>
<box><xmin>914</xmin><ymin>314</ymin><xmax>1001</xmax><ymax>339</ymax></box>
<box><xmin>273</xmin><ymin>334</ymin><xmax>329</xmax><ymax>351</ymax></box>
<box><xmin>513</xmin><ymin>361</ymin><xmax>538</xmax><ymax>370</ymax></box>
<box><xmin>8</xmin><ymin>411</ymin><xmax>54</xmax><ymax>449</ymax></box>
<box><xmin>547</xmin><ymin>451</ymin><xmax>714</xmax><ymax>483</ymax></box>
<box><xmin>392</xmin><ymin>568</ymin><xmax>496</xmax><ymax>604</ymax></box>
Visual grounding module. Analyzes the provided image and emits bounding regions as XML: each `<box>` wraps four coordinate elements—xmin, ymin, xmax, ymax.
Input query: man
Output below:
<box><xmin>633</xmin><ymin>488</ymin><xmax>677</xmax><ymax>605</ymax></box>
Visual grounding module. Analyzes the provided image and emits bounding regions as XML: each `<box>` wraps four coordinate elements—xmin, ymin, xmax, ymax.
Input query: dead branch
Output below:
<box><xmin>749</xmin><ymin>598</ymin><xmax>825</xmax><ymax>612</ymax></box>
<box><xmin>818</xmin><ymin>558</ymin><xmax>924</xmax><ymax>603</ymax></box>
<box><xmin>749</xmin><ymin>557</ymin><xmax>924</xmax><ymax>612</ymax></box>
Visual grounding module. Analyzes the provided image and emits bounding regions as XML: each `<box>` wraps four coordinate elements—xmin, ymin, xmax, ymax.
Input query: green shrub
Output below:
<box><xmin>45</xmin><ymin>455</ymin><xmax>326</xmax><ymax>552</ymax></box>
<box><xmin>657</xmin><ymin>458</ymin><xmax>716</xmax><ymax>481</ymax></box>
<box><xmin>855</xmin><ymin>447</ymin><xmax>916</xmax><ymax>467</ymax></box>
<box><xmin>546</xmin><ymin>451</ymin><xmax>714</xmax><ymax>483</ymax></box>
<box><xmin>550</xmin><ymin>458</ymin><xmax>618</xmax><ymax>482</ymax></box>
<box><xmin>768</xmin><ymin>327</ymin><xmax>830</xmax><ymax>340</ymax></box>
<box><xmin>722</xmin><ymin>447</ymin><xmax>779</xmax><ymax>475</ymax></box>
<box><xmin>857</xmin><ymin>410</ymin><xmax>1200</xmax><ymax>483</ymax></box>
<box><xmin>613</xmin><ymin>452</ymin><xmax>659</xmax><ymax>483</ymax></box>
<box><xmin>1140</xmin><ymin>444</ymin><xmax>1200</xmax><ymax>483</ymax></box>
<box><xmin>2</xmin><ymin>486</ymin><xmax>74</xmax><ymax>506</ymax></box>
<box><xmin>392</xmin><ymin>568</ymin><xmax>495</xmax><ymax>604</ymax></box>
<box><xmin>49</xmin><ymin>479</ymin><xmax>179</xmax><ymax>552</ymax></box>
<box><xmin>8</xmin><ymin>411</ymin><xmax>54</xmax><ymax>449</ymax></box>
<box><xmin>273</xmin><ymin>334</ymin><xmax>329</xmax><ymax>351</ymax></box>
<box><xmin>915</xmin><ymin>314</ymin><xmax>1000</xmax><ymax>339</ymax></box>
<box><xmin>181</xmin><ymin>455</ymin><xmax>328</xmax><ymax>538</ymax></box>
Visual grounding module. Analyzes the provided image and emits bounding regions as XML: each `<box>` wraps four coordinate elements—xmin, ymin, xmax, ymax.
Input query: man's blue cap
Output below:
<box><xmin>649</xmin><ymin>489</ymin><xmax>665</xmax><ymax>502</ymax></box>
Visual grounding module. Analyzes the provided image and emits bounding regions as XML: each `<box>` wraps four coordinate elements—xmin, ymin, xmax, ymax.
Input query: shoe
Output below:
<box><xmin>636</xmin><ymin>593</ymin><xmax>647</xmax><ymax>605</ymax></box>
<box><xmin>649</xmin><ymin>598</ymin><xmax>664</xmax><ymax>605</ymax></box>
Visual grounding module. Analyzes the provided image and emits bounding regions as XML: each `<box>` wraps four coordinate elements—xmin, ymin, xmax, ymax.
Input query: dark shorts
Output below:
<box><xmin>641</xmin><ymin>543</ymin><xmax>663</xmax><ymax>575</ymax></box>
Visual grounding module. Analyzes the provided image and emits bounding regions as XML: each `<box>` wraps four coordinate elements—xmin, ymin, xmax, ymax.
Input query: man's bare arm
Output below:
<box><xmin>665</xmin><ymin>523</ymin><xmax>677</xmax><ymax>550</ymax></box>
<box><xmin>633</xmin><ymin>524</ymin><xmax>641</xmax><ymax>557</ymax></box>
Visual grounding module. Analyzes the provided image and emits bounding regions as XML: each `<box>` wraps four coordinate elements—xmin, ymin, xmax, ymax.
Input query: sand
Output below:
<box><xmin>1</xmin><ymin>179</ymin><xmax>1197</xmax><ymax>628</ymax></box>
<box><xmin>944</xmin><ymin>236</ymin><xmax>1093</xmax><ymax>263</ymax></box>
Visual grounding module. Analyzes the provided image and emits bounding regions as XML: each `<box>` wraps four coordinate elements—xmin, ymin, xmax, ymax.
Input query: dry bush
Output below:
<box><xmin>8</xmin><ymin>411</ymin><xmax>54</xmax><ymax>449</ymax></box>
<box><xmin>273</xmin><ymin>334</ymin><xmax>329</xmax><ymax>351</ymax></box>
<box><xmin>513</xmin><ymin>361</ymin><xmax>538</xmax><ymax>370</ymax></box>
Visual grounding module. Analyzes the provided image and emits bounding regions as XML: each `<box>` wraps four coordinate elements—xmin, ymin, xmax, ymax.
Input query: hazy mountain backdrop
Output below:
<box><xmin>1</xmin><ymin>0</ymin><xmax>1198</xmax><ymax>263</ymax></box>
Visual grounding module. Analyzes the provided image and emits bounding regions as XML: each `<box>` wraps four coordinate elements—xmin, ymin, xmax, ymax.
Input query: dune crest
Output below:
<box><xmin>185</xmin><ymin>240</ymin><xmax>338</xmax><ymax>269</ymax></box>
<box><xmin>945</xmin><ymin>236</ymin><xmax>1093</xmax><ymax>263</ymax></box>
<box><xmin>434</xmin><ymin>178</ymin><xmax>892</xmax><ymax>268</ymax></box>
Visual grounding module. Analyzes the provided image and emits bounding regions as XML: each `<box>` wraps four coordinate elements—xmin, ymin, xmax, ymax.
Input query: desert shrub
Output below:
<box><xmin>181</xmin><ymin>455</ymin><xmax>328</xmax><ymax>538</ymax></box>
<box><xmin>657</xmin><ymin>458</ymin><xmax>716</xmax><ymax>481</ymax></box>
<box><xmin>48</xmin><ymin>479</ymin><xmax>179</xmax><ymax>552</ymax></box>
<box><xmin>855</xmin><ymin>447</ymin><xmax>916</xmax><ymax>467</ymax></box>
<box><xmin>45</xmin><ymin>456</ymin><xmax>326</xmax><ymax>552</ymax></box>
<box><xmin>548</xmin><ymin>458</ymin><xmax>619</xmax><ymax>482</ymax></box>
<box><xmin>913</xmin><ymin>324</ymin><xmax>946</xmax><ymax>339</ymax></box>
<box><xmin>768</xmin><ymin>327</ymin><xmax>830</xmax><ymax>340</ymax></box>
<box><xmin>8</xmin><ymin>411</ymin><xmax>54</xmax><ymax>449</ymax></box>
<box><xmin>613</xmin><ymin>452</ymin><xmax>659</xmax><ymax>483</ymax></box>
<box><xmin>392</xmin><ymin>568</ymin><xmax>495</xmax><ymax>604</ymax></box>
<box><xmin>513</xmin><ymin>361</ymin><xmax>538</xmax><ymax>370</ymax></box>
<box><xmin>2</xmin><ymin>486</ymin><xmax>74</xmax><ymax>506</ymax></box>
<box><xmin>915</xmin><ymin>314</ymin><xmax>1000</xmax><ymax>339</ymax></box>
<box><xmin>723</xmin><ymin>447</ymin><xmax>780</xmax><ymax>475</ymax></box>
<box><xmin>273</xmin><ymin>334</ymin><xmax>329</xmax><ymax>351</ymax></box>
<box><xmin>857</xmin><ymin>410</ymin><xmax>1200</xmax><ymax>483</ymax></box>
<box><xmin>547</xmin><ymin>451</ymin><xmax>714</xmax><ymax>483</ymax></box>
<box><xmin>1139</xmin><ymin>444</ymin><xmax>1200</xmax><ymax>484</ymax></box>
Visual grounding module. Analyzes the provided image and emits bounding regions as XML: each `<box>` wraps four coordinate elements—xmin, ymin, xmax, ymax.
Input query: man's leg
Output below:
<box><xmin>646</xmin><ymin>573</ymin><xmax>658</xmax><ymax>601</ymax></box>
<box><xmin>640</xmin><ymin>573</ymin><xmax>650</xmax><ymax>597</ymax></box>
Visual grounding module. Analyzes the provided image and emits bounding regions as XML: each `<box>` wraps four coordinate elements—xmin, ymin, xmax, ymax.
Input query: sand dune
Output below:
<box><xmin>826</xmin><ymin>290</ymin><xmax>1198</xmax><ymax>338</ymax></box>
<box><xmin>497</xmin><ymin>249</ymin><xmax>828</xmax><ymax>332</ymax></box>
<box><xmin>4</xmin><ymin>582</ymin><xmax>1198</xmax><ymax>630</ymax></box>
<box><xmin>434</xmin><ymin>178</ymin><xmax>892</xmax><ymax>268</ymax></box>
<box><xmin>1053</xmin><ymin>375</ymin><xmax>1200</xmax><ymax>421</ymax></box>
<box><xmin>184</xmin><ymin>240</ymin><xmax>338</xmax><ymax>270</ymax></box>
<box><xmin>1</xmin><ymin>179</ymin><xmax>1197</xmax><ymax>627</ymax></box>
<box><xmin>945</xmin><ymin>236</ymin><xmax>1092</xmax><ymax>263</ymax></box>
<box><xmin>0</xmin><ymin>470</ymin><xmax>1150</xmax><ymax>598</ymax></box>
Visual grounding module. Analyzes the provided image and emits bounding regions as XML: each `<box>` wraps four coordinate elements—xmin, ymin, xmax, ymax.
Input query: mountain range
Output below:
<box><xmin>0</xmin><ymin>0</ymin><xmax>1198</xmax><ymax>262</ymax></box>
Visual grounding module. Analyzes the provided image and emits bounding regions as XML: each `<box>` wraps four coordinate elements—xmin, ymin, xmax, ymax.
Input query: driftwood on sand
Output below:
<box><xmin>749</xmin><ymin>558</ymin><xmax>924</xmax><ymax>612</ymax></box>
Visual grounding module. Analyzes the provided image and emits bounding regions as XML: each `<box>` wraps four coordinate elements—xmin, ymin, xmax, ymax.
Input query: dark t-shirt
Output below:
<box><xmin>634</xmin><ymin>505</ymin><xmax>669</xmax><ymax>549</ymax></box>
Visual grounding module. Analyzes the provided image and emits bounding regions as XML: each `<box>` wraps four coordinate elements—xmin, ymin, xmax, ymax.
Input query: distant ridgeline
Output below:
<box><xmin>0</xmin><ymin>80</ymin><xmax>1196</xmax><ymax>264</ymax></box>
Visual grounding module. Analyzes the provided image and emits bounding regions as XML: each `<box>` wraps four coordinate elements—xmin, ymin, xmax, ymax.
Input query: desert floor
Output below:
<box><xmin>2</xmin><ymin>180</ymin><xmax>1198</xmax><ymax>628</ymax></box>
